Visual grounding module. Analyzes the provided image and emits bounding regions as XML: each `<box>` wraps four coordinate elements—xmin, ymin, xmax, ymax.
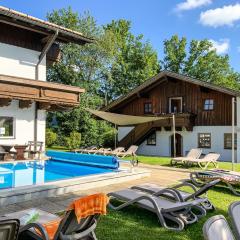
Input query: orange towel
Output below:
<box><xmin>36</xmin><ymin>193</ymin><xmax>109</xmax><ymax>240</ymax></box>
<box><xmin>67</xmin><ymin>193</ymin><xmax>109</xmax><ymax>223</ymax></box>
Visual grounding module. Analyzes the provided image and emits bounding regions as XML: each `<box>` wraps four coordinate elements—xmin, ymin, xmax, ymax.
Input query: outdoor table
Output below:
<box><xmin>190</xmin><ymin>169</ymin><xmax>240</xmax><ymax>196</ymax></box>
<box><xmin>1</xmin><ymin>144</ymin><xmax>28</xmax><ymax>160</ymax></box>
<box><xmin>14</xmin><ymin>145</ymin><xmax>28</xmax><ymax>160</ymax></box>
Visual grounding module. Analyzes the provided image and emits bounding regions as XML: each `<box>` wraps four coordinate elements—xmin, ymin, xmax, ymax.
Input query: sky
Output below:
<box><xmin>1</xmin><ymin>0</ymin><xmax>240</xmax><ymax>71</ymax></box>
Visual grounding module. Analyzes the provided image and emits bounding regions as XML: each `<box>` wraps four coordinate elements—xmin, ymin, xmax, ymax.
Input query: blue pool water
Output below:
<box><xmin>0</xmin><ymin>158</ymin><xmax>116</xmax><ymax>190</ymax></box>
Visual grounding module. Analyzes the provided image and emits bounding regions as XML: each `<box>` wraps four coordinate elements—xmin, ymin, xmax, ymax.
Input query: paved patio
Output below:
<box><xmin>0</xmin><ymin>164</ymin><xmax>189</xmax><ymax>216</ymax></box>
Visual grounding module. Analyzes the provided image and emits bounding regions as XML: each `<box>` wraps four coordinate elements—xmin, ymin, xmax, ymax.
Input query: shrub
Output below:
<box><xmin>65</xmin><ymin>131</ymin><xmax>81</xmax><ymax>150</ymax></box>
<box><xmin>46</xmin><ymin>128</ymin><xmax>57</xmax><ymax>147</ymax></box>
<box><xmin>102</xmin><ymin>129</ymin><xmax>116</xmax><ymax>148</ymax></box>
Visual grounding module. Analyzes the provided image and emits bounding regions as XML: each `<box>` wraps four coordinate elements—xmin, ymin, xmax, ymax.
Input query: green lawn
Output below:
<box><xmin>127</xmin><ymin>155</ymin><xmax>240</xmax><ymax>172</ymax></box>
<box><xmin>96</xmin><ymin>155</ymin><xmax>240</xmax><ymax>239</ymax></box>
<box><xmin>47</xmin><ymin>149</ymin><xmax>239</xmax><ymax>239</ymax></box>
<box><xmin>96</xmin><ymin>186</ymin><xmax>239</xmax><ymax>240</ymax></box>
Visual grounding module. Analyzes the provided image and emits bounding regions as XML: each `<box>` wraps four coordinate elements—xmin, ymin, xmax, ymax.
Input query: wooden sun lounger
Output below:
<box><xmin>116</xmin><ymin>145</ymin><xmax>138</xmax><ymax>158</ymax></box>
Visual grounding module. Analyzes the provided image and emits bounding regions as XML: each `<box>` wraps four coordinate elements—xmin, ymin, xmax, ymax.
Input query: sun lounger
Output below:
<box><xmin>0</xmin><ymin>217</ymin><xmax>20</xmax><ymax>240</ymax></box>
<box><xmin>7</xmin><ymin>193</ymin><xmax>108</xmax><ymax>240</ymax></box>
<box><xmin>190</xmin><ymin>169</ymin><xmax>240</xmax><ymax>196</ymax></box>
<box><xmin>132</xmin><ymin>179</ymin><xmax>219</xmax><ymax>212</ymax></box>
<box><xmin>108</xmin><ymin>188</ymin><xmax>206</xmax><ymax>231</ymax></box>
<box><xmin>203</xmin><ymin>215</ymin><xmax>235</xmax><ymax>240</ymax></box>
<box><xmin>116</xmin><ymin>145</ymin><xmax>138</xmax><ymax>158</ymax></box>
<box><xmin>74</xmin><ymin>146</ymin><xmax>97</xmax><ymax>153</ymax></box>
<box><xmin>171</xmin><ymin>148</ymin><xmax>202</xmax><ymax>166</ymax></box>
<box><xmin>104</xmin><ymin>147</ymin><xmax>125</xmax><ymax>156</ymax></box>
<box><xmin>229</xmin><ymin>201</ymin><xmax>240</xmax><ymax>239</ymax></box>
<box><xmin>186</xmin><ymin>153</ymin><xmax>220</xmax><ymax>169</ymax></box>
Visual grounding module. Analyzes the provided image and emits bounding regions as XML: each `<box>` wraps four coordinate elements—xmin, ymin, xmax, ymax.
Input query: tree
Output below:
<box><xmin>162</xmin><ymin>35</ymin><xmax>240</xmax><ymax>90</ymax></box>
<box><xmin>101</xmin><ymin>20</ymin><xmax>160</xmax><ymax>101</ymax></box>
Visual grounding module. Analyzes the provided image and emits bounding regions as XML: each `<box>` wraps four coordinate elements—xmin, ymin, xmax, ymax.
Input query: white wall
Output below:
<box><xmin>0</xmin><ymin>100</ymin><xmax>46</xmax><ymax>148</ymax></box>
<box><xmin>135</xmin><ymin>126</ymin><xmax>236</xmax><ymax>162</ymax></box>
<box><xmin>118</xmin><ymin>126</ymin><xmax>134</xmax><ymax>141</ymax></box>
<box><xmin>0</xmin><ymin>42</ymin><xmax>46</xmax><ymax>81</ymax></box>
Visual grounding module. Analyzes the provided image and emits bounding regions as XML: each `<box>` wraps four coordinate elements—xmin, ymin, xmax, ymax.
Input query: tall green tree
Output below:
<box><xmin>101</xmin><ymin>20</ymin><xmax>160</xmax><ymax>102</ymax></box>
<box><xmin>47</xmin><ymin>7</ymin><xmax>115</xmax><ymax>146</ymax></box>
<box><xmin>162</xmin><ymin>35</ymin><xmax>240</xmax><ymax>90</ymax></box>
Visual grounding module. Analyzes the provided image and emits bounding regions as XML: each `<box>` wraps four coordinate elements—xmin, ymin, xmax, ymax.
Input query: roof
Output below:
<box><xmin>104</xmin><ymin>70</ymin><xmax>240</xmax><ymax>111</ymax></box>
<box><xmin>0</xmin><ymin>6</ymin><xmax>94</xmax><ymax>45</ymax></box>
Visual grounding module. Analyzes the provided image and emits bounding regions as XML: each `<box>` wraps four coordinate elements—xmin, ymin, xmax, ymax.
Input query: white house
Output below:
<box><xmin>104</xmin><ymin>71</ymin><xmax>240</xmax><ymax>162</ymax></box>
<box><xmin>0</xmin><ymin>6</ymin><xmax>92</xmax><ymax>152</ymax></box>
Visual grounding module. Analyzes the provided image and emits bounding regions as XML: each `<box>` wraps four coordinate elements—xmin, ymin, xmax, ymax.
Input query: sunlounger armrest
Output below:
<box><xmin>20</xmin><ymin>222</ymin><xmax>49</xmax><ymax>240</ymax></box>
<box><xmin>62</xmin><ymin>219</ymin><xmax>97</xmax><ymax>240</ymax></box>
<box><xmin>173</xmin><ymin>182</ymin><xmax>198</xmax><ymax>192</ymax></box>
<box><xmin>152</xmin><ymin>188</ymin><xmax>184</xmax><ymax>202</ymax></box>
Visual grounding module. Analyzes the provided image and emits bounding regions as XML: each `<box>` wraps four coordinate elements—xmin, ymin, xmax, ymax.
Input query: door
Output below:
<box><xmin>169</xmin><ymin>97</ymin><xmax>182</xmax><ymax>113</ymax></box>
<box><xmin>171</xmin><ymin>133</ymin><xmax>182</xmax><ymax>157</ymax></box>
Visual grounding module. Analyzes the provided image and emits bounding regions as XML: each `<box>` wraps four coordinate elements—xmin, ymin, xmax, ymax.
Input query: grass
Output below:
<box><xmin>47</xmin><ymin>149</ymin><xmax>239</xmax><ymax>239</ymax></box>
<box><xmin>125</xmin><ymin>155</ymin><xmax>240</xmax><ymax>172</ymax></box>
<box><xmin>96</xmin><ymin>186</ymin><xmax>239</xmax><ymax>240</ymax></box>
<box><xmin>96</xmin><ymin>155</ymin><xmax>240</xmax><ymax>239</ymax></box>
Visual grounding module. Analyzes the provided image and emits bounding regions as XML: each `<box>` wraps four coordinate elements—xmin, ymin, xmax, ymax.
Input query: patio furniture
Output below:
<box><xmin>115</xmin><ymin>145</ymin><xmax>138</xmax><ymax>158</ymax></box>
<box><xmin>74</xmin><ymin>146</ymin><xmax>97</xmax><ymax>154</ymax></box>
<box><xmin>25</xmin><ymin>141</ymin><xmax>43</xmax><ymax>160</ymax></box>
<box><xmin>8</xmin><ymin>193</ymin><xmax>108</xmax><ymax>240</ymax></box>
<box><xmin>185</xmin><ymin>153</ymin><xmax>220</xmax><ymax>169</ymax></box>
<box><xmin>108</xmin><ymin>188</ymin><xmax>206</xmax><ymax>231</ymax></box>
<box><xmin>103</xmin><ymin>147</ymin><xmax>125</xmax><ymax>156</ymax></box>
<box><xmin>229</xmin><ymin>201</ymin><xmax>240</xmax><ymax>239</ymax></box>
<box><xmin>190</xmin><ymin>169</ymin><xmax>240</xmax><ymax>196</ymax></box>
<box><xmin>1</xmin><ymin>145</ymin><xmax>16</xmax><ymax>161</ymax></box>
<box><xmin>14</xmin><ymin>145</ymin><xmax>28</xmax><ymax>160</ymax></box>
<box><xmin>203</xmin><ymin>215</ymin><xmax>235</xmax><ymax>240</ymax></box>
<box><xmin>0</xmin><ymin>217</ymin><xmax>20</xmax><ymax>240</ymax></box>
<box><xmin>171</xmin><ymin>148</ymin><xmax>202</xmax><ymax>166</ymax></box>
<box><xmin>132</xmin><ymin>179</ymin><xmax>219</xmax><ymax>212</ymax></box>
<box><xmin>0</xmin><ymin>146</ymin><xmax>10</xmax><ymax>161</ymax></box>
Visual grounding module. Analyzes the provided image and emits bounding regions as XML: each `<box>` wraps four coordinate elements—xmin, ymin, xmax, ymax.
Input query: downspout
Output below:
<box><xmin>34</xmin><ymin>31</ymin><xmax>58</xmax><ymax>150</ymax></box>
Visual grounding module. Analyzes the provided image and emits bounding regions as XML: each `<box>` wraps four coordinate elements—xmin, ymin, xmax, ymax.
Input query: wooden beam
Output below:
<box><xmin>0</xmin><ymin>98</ymin><xmax>11</xmax><ymax>107</ymax></box>
<box><xmin>38</xmin><ymin>102</ymin><xmax>51</xmax><ymax>110</ymax></box>
<box><xmin>19</xmin><ymin>100</ymin><xmax>32</xmax><ymax>109</ymax></box>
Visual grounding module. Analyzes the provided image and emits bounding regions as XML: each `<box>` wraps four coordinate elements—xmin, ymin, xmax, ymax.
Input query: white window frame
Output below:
<box><xmin>0</xmin><ymin>116</ymin><xmax>16</xmax><ymax>139</ymax></box>
<box><xmin>169</xmin><ymin>97</ymin><xmax>183</xmax><ymax>113</ymax></box>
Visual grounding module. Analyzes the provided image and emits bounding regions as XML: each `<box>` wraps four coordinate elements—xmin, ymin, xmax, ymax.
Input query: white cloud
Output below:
<box><xmin>209</xmin><ymin>39</ymin><xmax>230</xmax><ymax>54</ymax></box>
<box><xmin>176</xmin><ymin>0</ymin><xmax>212</xmax><ymax>11</ymax></box>
<box><xmin>200</xmin><ymin>4</ymin><xmax>240</xmax><ymax>27</ymax></box>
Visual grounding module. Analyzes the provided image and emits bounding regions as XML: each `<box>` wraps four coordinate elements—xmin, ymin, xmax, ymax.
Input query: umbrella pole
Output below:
<box><xmin>114</xmin><ymin>124</ymin><xmax>117</xmax><ymax>149</ymax></box>
<box><xmin>232</xmin><ymin>97</ymin><xmax>235</xmax><ymax>171</ymax></box>
<box><xmin>173</xmin><ymin>114</ymin><xmax>176</xmax><ymax>158</ymax></box>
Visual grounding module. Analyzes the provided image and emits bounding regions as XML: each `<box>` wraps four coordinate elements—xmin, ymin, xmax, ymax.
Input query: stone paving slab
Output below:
<box><xmin>0</xmin><ymin>164</ymin><xmax>189</xmax><ymax>215</ymax></box>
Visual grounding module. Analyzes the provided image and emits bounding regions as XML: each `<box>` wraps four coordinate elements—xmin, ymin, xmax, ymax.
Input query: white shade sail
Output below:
<box><xmin>86</xmin><ymin>108</ymin><xmax>171</xmax><ymax>126</ymax></box>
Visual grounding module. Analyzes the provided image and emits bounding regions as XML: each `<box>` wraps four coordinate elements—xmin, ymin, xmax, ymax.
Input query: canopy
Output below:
<box><xmin>86</xmin><ymin>108</ymin><xmax>171</xmax><ymax>126</ymax></box>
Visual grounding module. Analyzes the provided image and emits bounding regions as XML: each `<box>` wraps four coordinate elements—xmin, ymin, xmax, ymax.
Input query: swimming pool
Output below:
<box><xmin>0</xmin><ymin>151</ymin><xmax>119</xmax><ymax>190</ymax></box>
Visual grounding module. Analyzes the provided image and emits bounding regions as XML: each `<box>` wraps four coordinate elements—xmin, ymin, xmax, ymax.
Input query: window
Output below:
<box><xmin>198</xmin><ymin>133</ymin><xmax>211</xmax><ymax>148</ymax></box>
<box><xmin>224</xmin><ymin>133</ymin><xmax>237</xmax><ymax>149</ymax></box>
<box><xmin>0</xmin><ymin>117</ymin><xmax>14</xmax><ymax>138</ymax></box>
<box><xmin>144</xmin><ymin>102</ymin><xmax>152</xmax><ymax>114</ymax></box>
<box><xmin>204</xmin><ymin>99</ymin><xmax>214</xmax><ymax>110</ymax></box>
<box><xmin>147</xmin><ymin>132</ymin><xmax>156</xmax><ymax>145</ymax></box>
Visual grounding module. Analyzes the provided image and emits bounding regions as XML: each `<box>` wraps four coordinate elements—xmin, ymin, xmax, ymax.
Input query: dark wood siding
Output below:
<box><xmin>115</xmin><ymin>78</ymin><xmax>233</xmax><ymax>126</ymax></box>
<box><xmin>0</xmin><ymin>22</ymin><xmax>60</xmax><ymax>64</ymax></box>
